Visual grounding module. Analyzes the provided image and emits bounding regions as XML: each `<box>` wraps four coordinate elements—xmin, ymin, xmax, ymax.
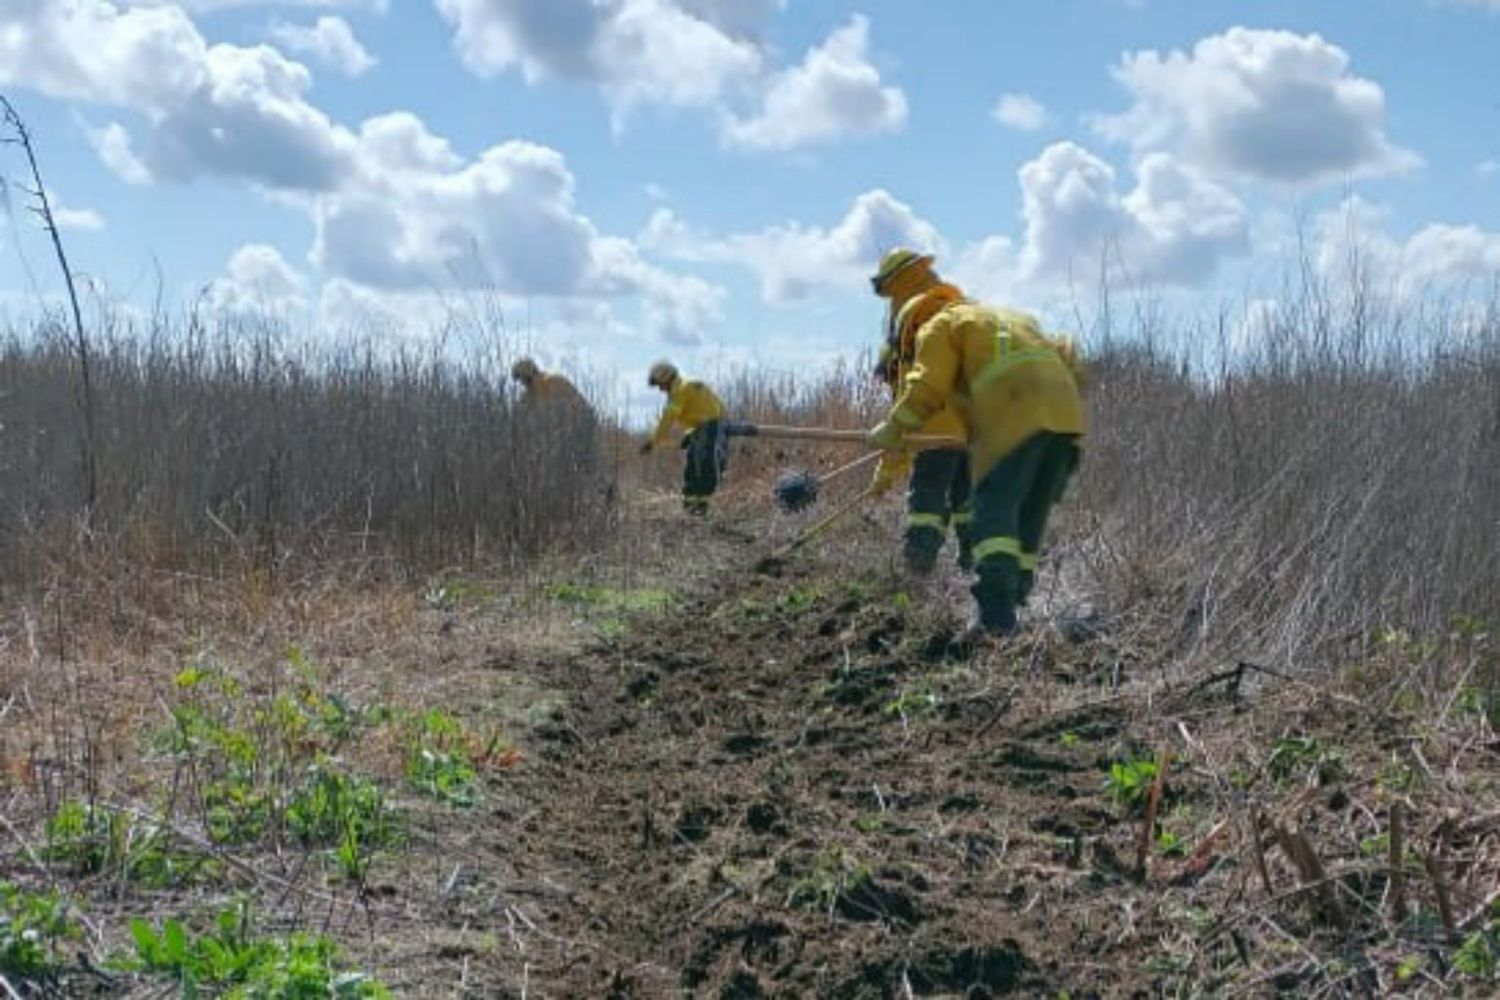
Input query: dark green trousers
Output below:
<box><xmin>968</xmin><ymin>432</ymin><xmax>1081</xmax><ymax>632</ymax></box>
<box><xmin>904</xmin><ymin>448</ymin><xmax>972</xmax><ymax>573</ymax></box>
<box><xmin>682</xmin><ymin>420</ymin><xmax>727</xmax><ymax>515</ymax></box>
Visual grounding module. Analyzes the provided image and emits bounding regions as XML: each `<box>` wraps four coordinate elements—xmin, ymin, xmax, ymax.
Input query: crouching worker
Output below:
<box><xmin>866</xmin><ymin>249</ymin><xmax>1086</xmax><ymax>640</ymax></box>
<box><xmin>870</xmin><ymin>251</ymin><xmax>973</xmax><ymax>575</ymax></box>
<box><xmin>641</xmin><ymin>361</ymin><xmax>727</xmax><ymax>516</ymax></box>
<box><xmin>510</xmin><ymin>357</ymin><xmax>588</xmax><ymax>409</ymax></box>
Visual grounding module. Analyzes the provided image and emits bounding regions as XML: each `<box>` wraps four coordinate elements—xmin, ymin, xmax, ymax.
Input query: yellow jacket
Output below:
<box><xmin>889</xmin><ymin>303</ymin><xmax>1085</xmax><ymax>482</ymax></box>
<box><xmin>526</xmin><ymin>372</ymin><xmax>588</xmax><ymax>409</ymax></box>
<box><xmin>872</xmin><ymin>286</ymin><xmax>969</xmax><ymax>489</ymax></box>
<box><xmin>650</xmin><ymin>378</ymin><xmax>725</xmax><ymax>447</ymax></box>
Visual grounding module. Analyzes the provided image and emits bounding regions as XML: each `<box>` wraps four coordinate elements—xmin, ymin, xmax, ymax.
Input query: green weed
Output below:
<box><xmin>883</xmin><ymin>685</ymin><xmax>938</xmax><ymax>721</ymax></box>
<box><xmin>1267</xmin><ymin>735</ymin><xmax>1344</xmax><ymax>786</ymax></box>
<box><xmin>787</xmin><ymin>848</ymin><xmax>873</xmax><ymax>916</ymax></box>
<box><xmin>1</xmin><ymin>882</ymin><xmax>80</xmax><ymax>981</ymax></box>
<box><xmin>283</xmin><ymin>762</ymin><xmax>399</xmax><ymax>881</ymax></box>
<box><xmin>1106</xmin><ymin>757</ymin><xmax>1160</xmax><ymax>811</ymax></box>
<box><xmin>128</xmin><ymin>902</ymin><xmax>390</xmax><ymax>998</ymax></box>
<box><xmin>546</xmin><ymin>582</ymin><xmax>673</xmax><ymax>613</ymax></box>
<box><xmin>405</xmin><ymin>709</ymin><xmax>479</xmax><ymax>807</ymax></box>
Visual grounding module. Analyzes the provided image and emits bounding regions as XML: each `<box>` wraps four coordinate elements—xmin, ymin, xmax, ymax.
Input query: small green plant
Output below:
<box><xmin>1106</xmin><ymin>757</ymin><xmax>1159</xmax><ymax>811</ymax></box>
<box><xmin>787</xmin><ymin>847</ymin><xmax>872</xmax><ymax>916</ymax></box>
<box><xmin>405</xmin><ymin>709</ymin><xmax>478</xmax><ymax>807</ymax></box>
<box><xmin>1059</xmin><ymin>731</ymin><xmax>1081</xmax><ymax>748</ymax></box>
<box><xmin>1454</xmin><ymin>924</ymin><xmax>1499</xmax><ymax>980</ymax></box>
<box><xmin>43</xmin><ymin>802</ymin><xmax>213</xmax><ymax>886</ymax></box>
<box><xmin>1155</xmin><ymin>827</ymin><xmax>1186</xmax><ymax>857</ymax></box>
<box><xmin>283</xmin><ymin>762</ymin><xmax>398</xmax><ymax>881</ymax></box>
<box><xmin>44</xmin><ymin>800</ymin><xmax>124</xmax><ymax>874</ymax></box>
<box><xmin>776</xmin><ymin>585</ymin><xmax>823</xmax><ymax>616</ymax></box>
<box><xmin>128</xmin><ymin>903</ymin><xmax>390</xmax><ymax>997</ymax></box>
<box><xmin>546</xmin><ymin>583</ymin><xmax>673</xmax><ymax>613</ymax></box>
<box><xmin>1</xmin><ymin>882</ymin><xmax>80</xmax><ymax>980</ymax></box>
<box><xmin>1267</xmin><ymin>735</ymin><xmax>1344</xmax><ymax>786</ymax></box>
<box><xmin>884</xmin><ymin>685</ymin><xmax>938</xmax><ymax>721</ymax></box>
<box><xmin>853</xmin><ymin>814</ymin><xmax>885</xmax><ymax>835</ymax></box>
<box><xmin>1394</xmin><ymin>954</ymin><xmax>1422</xmax><ymax>982</ymax></box>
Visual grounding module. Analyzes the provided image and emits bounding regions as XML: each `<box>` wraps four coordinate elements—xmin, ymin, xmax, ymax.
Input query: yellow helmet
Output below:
<box><xmin>870</xmin><ymin>247</ymin><xmax>933</xmax><ymax>295</ymax></box>
<box><xmin>647</xmin><ymin>361</ymin><xmax>678</xmax><ymax>388</ymax></box>
<box><xmin>510</xmin><ymin>357</ymin><xmax>539</xmax><ymax>383</ymax></box>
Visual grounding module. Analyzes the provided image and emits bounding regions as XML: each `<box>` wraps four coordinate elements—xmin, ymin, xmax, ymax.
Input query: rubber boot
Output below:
<box><xmin>902</xmin><ymin>527</ymin><xmax>943</xmax><ymax>576</ymax></box>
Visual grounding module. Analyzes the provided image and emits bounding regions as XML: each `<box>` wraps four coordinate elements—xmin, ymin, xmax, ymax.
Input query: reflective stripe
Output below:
<box><xmin>972</xmin><ymin>536</ymin><xmax>1022</xmax><ymax>563</ymax></box>
<box><xmin>1019</xmin><ymin>552</ymin><xmax>1038</xmax><ymax>572</ymax></box>
<box><xmin>907</xmin><ymin>513</ymin><xmax>947</xmax><ymax>530</ymax></box>
<box><xmin>892</xmin><ymin>405</ymin><xmax>925</xmax><ymax>430</ymax></box>
<box><xmin>950</xmin><ymin>511</ymin><xmax>973</xmax><ymax>526</ymax></box>
<box><xmin>972</xmin><ymin>322</ymin><xmax>1061</xmax><ymax>393</ymax></box>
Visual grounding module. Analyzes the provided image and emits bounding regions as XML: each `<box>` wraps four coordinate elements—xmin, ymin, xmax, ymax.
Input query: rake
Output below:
<box><xmin>772</xmin><ymin>451</ymin><xmax>883</xmax><ymax>513</ymax></box>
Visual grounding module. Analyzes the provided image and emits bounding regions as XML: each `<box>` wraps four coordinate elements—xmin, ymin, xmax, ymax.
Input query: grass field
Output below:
<box><xmin>3</xmin><ymin>294</ymin><xmax>1500</xmax><ymax>997</ymax></box>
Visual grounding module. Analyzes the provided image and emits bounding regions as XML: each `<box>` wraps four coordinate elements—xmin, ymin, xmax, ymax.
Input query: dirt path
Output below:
<box><xmin>459</xmin><ymin>558</ymin><xmax>1186</xmax><ymax>999</ymax></box>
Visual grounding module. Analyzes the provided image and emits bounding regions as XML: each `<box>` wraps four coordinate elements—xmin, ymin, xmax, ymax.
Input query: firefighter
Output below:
<box><xmin>867</xmin><ymin>249</ymin><xmax>1086</xmax><ymax>638</ymax></box>
<box><xmin>870</xmin><ymin>265</ymin><xmax>973</xmax><ymax>575</ymax></box>
<box><xmin>640</xmin><ymin>361</ymin><xmax>728</xmax><ymax>516</ymax></box>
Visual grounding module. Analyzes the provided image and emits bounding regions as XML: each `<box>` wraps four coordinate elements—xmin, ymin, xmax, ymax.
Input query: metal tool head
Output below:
<box><xmin>773</xmin><ymin>469</ymin><xmax>819</xmax><ymax>513</ymax></box>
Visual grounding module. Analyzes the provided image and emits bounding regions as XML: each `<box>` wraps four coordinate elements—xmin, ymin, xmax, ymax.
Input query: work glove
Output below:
<box><xmin>870</xmin><ymin>450</ymin><xmax>912</xmax><ymax>496</ymax></box>
<box><xmin>638</xmin><ymin>441</ymin><xmax>653</xmax><ymax>456</ymax></box>
<box><xmin>868</xmin><ymin>419</ymin><xmax>907</xmax><ymax>452</ymax></box>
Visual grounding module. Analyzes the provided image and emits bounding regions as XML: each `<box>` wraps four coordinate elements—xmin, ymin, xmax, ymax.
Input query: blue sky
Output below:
<box><xmin>2</xmin><ymin>0</ymin><xmax>1498</xmax><ymax>415</ymax></box>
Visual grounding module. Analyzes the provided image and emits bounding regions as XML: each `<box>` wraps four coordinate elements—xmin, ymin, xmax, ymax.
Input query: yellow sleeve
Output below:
<box><xmin>651</xmin><ymin>396</ymin><xmax>682</xmax><ymax>446</ymax></box>
<box><xmin>889</xmin><ymin>317</ymin><xmax>959</xmax><ymax>430</ymax></box>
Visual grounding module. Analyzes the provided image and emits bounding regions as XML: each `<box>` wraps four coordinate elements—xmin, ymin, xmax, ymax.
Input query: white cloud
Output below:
<box><xmin>1</xmin><ymin>1</ymin><xmax>357</xmax><ymax>189</ymax></box>
<box><xmin>992</xmin><ymin>92</ymin><xmax>1048</xmax><ymax>132</ymax></box>
<box><xmin>1017</xmin><ymin>142</ymin><xmax>1250</xmax><ymax>286</ymax></box>
<box><xmin>1479</xmin><ymin>160</ymin><xmax>1500</xmax><ymax>178</ymax></box>
<box><xmin>270</xmin><ymin>15</ymin><xmax>376</xmax><ymax>76</ymax></box>
<box><xmin>721</xmin><ymin>16</ymin><xmax>907</xmax><ymax>152</ymax></box>
<box><xmin>432</xmin><ymin>0</ymin><xmax>766</xmax><ymax>120</ymax></box>
<box><xmin>211</xmin><ymin>243</ymin><xmax>307</xmax><ymax>314</ymax></box>
<box><xmin>1316</xmin><ymin>196</ymin><xmax>1500</xmax><ymax>297</ymax></box>
<box><xmin>643</xmin><ymin>189</ymin><xmax>940</xmax><ymax>303</ymax></box>
<box><xmin>138</xmin><ymin>1</ymin><xmax>389</xmax><ymax>11</ymax></box>
<box><xmin>53</xmin><ymin>206</ymin><xmax>105</xmax><ymax>231</ymax></box>
<box><xmin>1093</xmin><ymin>27</ymin><xmax>1419</xmax><ymax>185</ymax></box>
<box><xmin>304</xmin><ymin>116</ymin><xmax>723</xmax><ymax>343</ymax></box>
<box><xmin>85</xmin><ymin>121</ymin><xmax>154</xmax><ymax>184</ymax></box>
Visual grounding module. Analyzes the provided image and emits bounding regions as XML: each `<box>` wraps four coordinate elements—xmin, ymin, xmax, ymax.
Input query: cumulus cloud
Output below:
<box><xmin>270</xmin><ymin>15</ymin><xmax>376</xmax><ymax>76</ymax></box>
<box><xmin>1316</xmin><ymin>196</ymin><xmax>1500</xmax><ymax>297</ymax></box>
<box><xmin>0</xmin><ymin>1</ymin><xmax>357</xmax><ymax>189</ymax></box>
<box><xmin>301</xmin><ymin>115</ymin><xmax>722</xmax><ymax>342</ymax></box>
<box><xmin>1093</xmin><ymin>27</ymin><xmax>1419</xmax><ymax>184</ymax></box>
<box><xmin>431</xmin><ymin>0</ymin><xmax>766</xmax><ymax>119</ymax></box>
<box><xmin>139</xmin><ymin>1</ymin><xmax>389</xmax><ymax>11</ymax></box>
<box><xmin>721</xmin><ymin>16</ymin><xmax>907</xmax><ymax>152</ymax></box>
<box><xmin>211</xmin><ymin>243</ymin><xmax>307</xmax><ymax>314</ymax></box>
<box><xmin>1017</xmin><ymin>142</ymin><xmax>1250</xmax><ymax>286</ymax></box>
<box><xmin>643</xmin><ymin>189</ymin><xmax>940</xmax><ymax>303</ymax></box>
<box><xmin>992</xmin><ymin>92</ymin><xmax>1048</xmax><ymax>132</ymax></box>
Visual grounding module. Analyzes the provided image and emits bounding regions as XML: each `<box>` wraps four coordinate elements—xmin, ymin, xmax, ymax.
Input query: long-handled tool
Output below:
<box><xmin>754</xmin><ymin>484</ymin><xmax>880</xmax><ymax>573</ymax></box>
<box><xmin>773</xmin><ymin>450</ymin><xmax>882</xmax><ymax>513</ymax></box>
<box><xmin>727</xmin><ymin>422</ymin><xmax>960</xmax><ymax>448</ymax></box>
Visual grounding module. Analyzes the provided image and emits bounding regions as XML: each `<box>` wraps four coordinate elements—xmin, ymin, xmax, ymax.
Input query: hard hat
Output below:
<box><xmin>870</xmin><ymin>248</ymin><xmax>933</xmax><ymax>295</ymax></box>
<box><xmin>511</xmin><ymin>357</ymin><xmax>539</xmax><ymax>382</ymax></box>
<box><xmin>647</xmin><ymin>361</ymin><xmax>678</xmax><ymax>388</ymax></box>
